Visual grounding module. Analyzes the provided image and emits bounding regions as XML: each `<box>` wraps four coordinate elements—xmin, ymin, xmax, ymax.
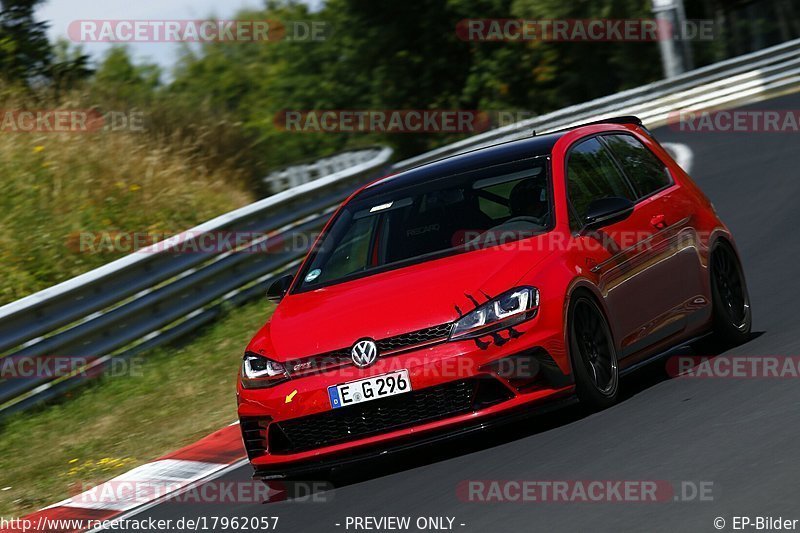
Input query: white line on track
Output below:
<box><xmin>663</xmin><ymin>142</ymin><xmax>694</xmax><ymax>174</ymax></box>
<box><xmin>84</xmin><ymin>459</ymin><xmax>250</xmax><ymax>532</ymax></box>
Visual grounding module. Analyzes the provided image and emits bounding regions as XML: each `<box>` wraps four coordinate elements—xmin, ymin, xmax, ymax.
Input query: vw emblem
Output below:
<box><xmin>351</xmin><ymin>339</ymin><xmax>378</xmax><ymax>368</ymax></box>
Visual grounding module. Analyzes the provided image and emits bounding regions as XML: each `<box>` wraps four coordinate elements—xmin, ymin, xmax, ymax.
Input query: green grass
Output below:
<box><xmin>0</xmin><ymin>299</ymin><xmax>273</xmax><ymax>517</ymax></box>
<box><xmin>0</xmin><ymin>118</ymin><xmax>254</xmax><ymax>306</ymax></box>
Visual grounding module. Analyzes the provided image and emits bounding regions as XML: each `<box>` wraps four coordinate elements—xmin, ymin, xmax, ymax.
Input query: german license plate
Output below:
<box><xmin>328</xmin><ymin>370</ymin><xmax>411</xmax><ymax>409</ymax></box>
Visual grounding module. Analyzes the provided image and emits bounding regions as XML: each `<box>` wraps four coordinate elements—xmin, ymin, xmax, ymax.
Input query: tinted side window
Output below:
<box><xmin>567</xmin><ymin>137</ymin><xmax>636</xmax><ymax>229</ymax></box>
<box><xmin>603</xmin><ymin>134</ymin><xmax>672</xmax><ymax>198</ymax></box>
<box><xmin>313</xmin><ymin>214</ymin><xmax>376</xmax><ymax>284</ymax></box>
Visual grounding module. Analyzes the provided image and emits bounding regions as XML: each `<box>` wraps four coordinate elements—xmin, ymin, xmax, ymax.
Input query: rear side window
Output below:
<box><xmin>567</xmin><ymin>137</ymin><xmax>636</xmax><ymax>229</ymax></box>
<box><xmin>603</xmin><ymin>134</ymin><xmax>672</xmax><ymax>198</ymax></box>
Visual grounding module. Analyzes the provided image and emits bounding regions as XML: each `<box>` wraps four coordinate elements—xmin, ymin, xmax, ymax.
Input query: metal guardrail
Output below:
<box><xmin>1</xmin><ymin>37</ymin><xmax>799</xmax><ymax>417</ymax></box>
<box><xmin>0</xmin><ymin>147</ymin><xmax>393</xmax><ymax>416</ymax></box>
<box><xmin>263</xmin><ymin>147</ymin><xmax>388</xmax><ymax>194</ymax></box>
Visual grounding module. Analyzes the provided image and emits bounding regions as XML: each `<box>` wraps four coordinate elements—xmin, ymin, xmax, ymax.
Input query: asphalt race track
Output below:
<box><xmin>114</xmin><ymin>92</ymin><xmax>800</xmax><ymax>533</ymax></box>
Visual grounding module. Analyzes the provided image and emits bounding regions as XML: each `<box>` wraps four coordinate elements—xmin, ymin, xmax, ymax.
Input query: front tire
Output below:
<box><xmin>568</xmin><ymin>295</ymin><xmax>619</xmax><ymax>410</ymax></box>
<box><xmin>710</xmin><ymin>240</ymin><xmax>752</xmax><ymax>346</ymax></box>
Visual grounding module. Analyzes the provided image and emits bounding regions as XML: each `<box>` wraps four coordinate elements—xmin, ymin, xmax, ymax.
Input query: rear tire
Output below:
<box><xmin>709</xmin><ymin>241</ymin><xmax>752</xmax><ymax>346</ymax></box>
<box><xmin>568</xmin><ymin>295</ymin><xmax>619</xmax><ymax>410</ymax></box>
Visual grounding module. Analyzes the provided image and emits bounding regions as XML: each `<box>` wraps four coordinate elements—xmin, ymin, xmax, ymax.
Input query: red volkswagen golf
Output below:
<box><xmin>237</xmin><ymin>117</ymin><xmax>751</xmax><ymax>477</ymax></box>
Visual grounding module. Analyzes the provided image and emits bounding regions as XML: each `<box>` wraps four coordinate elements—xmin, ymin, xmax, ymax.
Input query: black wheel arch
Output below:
<box><xmin>564</xmin><ymin>281</ymin><xmax>618</xmax><ymax>377</ymax></box>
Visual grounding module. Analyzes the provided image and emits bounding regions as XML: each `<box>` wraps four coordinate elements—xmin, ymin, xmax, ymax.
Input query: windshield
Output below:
<box><xmin>296</xmin><ymin>156</ymin><xmax>552</xmax><ymax>291</ymax></box>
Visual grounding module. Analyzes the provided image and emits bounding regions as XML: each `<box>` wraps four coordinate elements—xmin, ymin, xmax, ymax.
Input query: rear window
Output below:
<box><xmin>296</xmin><ymin>157</ymin><xmax>552</xmax><ymax>291</ymax></box>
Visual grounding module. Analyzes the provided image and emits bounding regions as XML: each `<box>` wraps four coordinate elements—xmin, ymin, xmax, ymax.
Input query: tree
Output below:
<box><xmin>509</xmin><ymin>0</ymin><xmax>663</xmax><ymax>105</ymax></box>
<box><xmin>92</xmin><ymin>46</ymin><xmax>160</xmax><ymax>102</ymax></box>
<box><xmin>51</xmin><ymin>39</ymin><xmax>94</xmax><ymax>96</ymax></box>
<box><xmin>0</xmin><ymin>0</ymin><xmax>52</xmax><ymax>83</ymax></box>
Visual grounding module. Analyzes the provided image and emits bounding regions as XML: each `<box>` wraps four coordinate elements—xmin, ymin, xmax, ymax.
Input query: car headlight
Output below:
<box><xmin>450</xmin><ymin>287</ymin><xmax>539</xmax><ymax>339</ymax></box>
<box><xmin>241</xmin><ymin>352</ymin><xmax>289</xmax><ymax>389</ymax></box>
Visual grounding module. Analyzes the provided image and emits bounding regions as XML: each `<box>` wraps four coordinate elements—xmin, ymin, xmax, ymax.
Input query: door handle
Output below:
<box><xmin>650</xmin><ymin>214</ymin><xmax>667</xmax><ymax>230</ymax></box>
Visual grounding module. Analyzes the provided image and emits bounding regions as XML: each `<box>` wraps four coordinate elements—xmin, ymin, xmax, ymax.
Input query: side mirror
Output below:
<box><xmin>582</xmin><ymin>197</ymin><xmax>634</xmax><ymax>231</ymax></box>
<box><xmin>267</xmin><ymin>274</ymin><xmax>293</xmax><ymax>303</ymax></box>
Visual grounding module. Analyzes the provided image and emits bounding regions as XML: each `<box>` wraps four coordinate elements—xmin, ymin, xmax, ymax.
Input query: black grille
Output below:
<box><xmin>286</xmin><ymin>323</ymin><xmax>453</xmax><ymax>376</ymax></box>
<box><xmin>377</xmin><ymin>323</ymin><xmax>453</xmax><ymax>352</ymax></box>
<box><xmin>268</xmin><ymin>377</ymin><xmax>512</xmax><ymax>454</ymax></box>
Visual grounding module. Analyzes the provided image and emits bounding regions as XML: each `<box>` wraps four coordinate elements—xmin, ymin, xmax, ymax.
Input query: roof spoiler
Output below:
<box><xmin>533</xmin><ymin>115</ymin><xmax>647</xmax><ymax>136</ymax></box>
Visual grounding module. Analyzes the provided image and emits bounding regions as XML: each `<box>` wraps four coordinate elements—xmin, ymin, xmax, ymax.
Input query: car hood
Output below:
<box><xmin>257</xmin><ymin>241</ymin><xmax>553</xmax><ymax>361</ymax></box>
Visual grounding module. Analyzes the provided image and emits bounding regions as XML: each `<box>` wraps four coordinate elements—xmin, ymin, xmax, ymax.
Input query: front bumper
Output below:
<box><xmin>237</xmin><ymin>317</ymin><xmax>572</xmax><ymax>474</ymax></box>
<box><xmin>250</xmin><ymin>394</ymin><xmax>578</xmax><ymax>479</ymax></box>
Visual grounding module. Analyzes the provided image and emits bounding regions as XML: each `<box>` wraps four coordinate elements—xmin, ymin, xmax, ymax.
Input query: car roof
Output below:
<box><xmin>361</xmin><ymin>116</ymin><xmax>645</xmax><ymax>199</ymax></box>
<box><xmin>362</xmin><ymin>131</ymin><xmax>566</xmax><ymax>198</ymax></box>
